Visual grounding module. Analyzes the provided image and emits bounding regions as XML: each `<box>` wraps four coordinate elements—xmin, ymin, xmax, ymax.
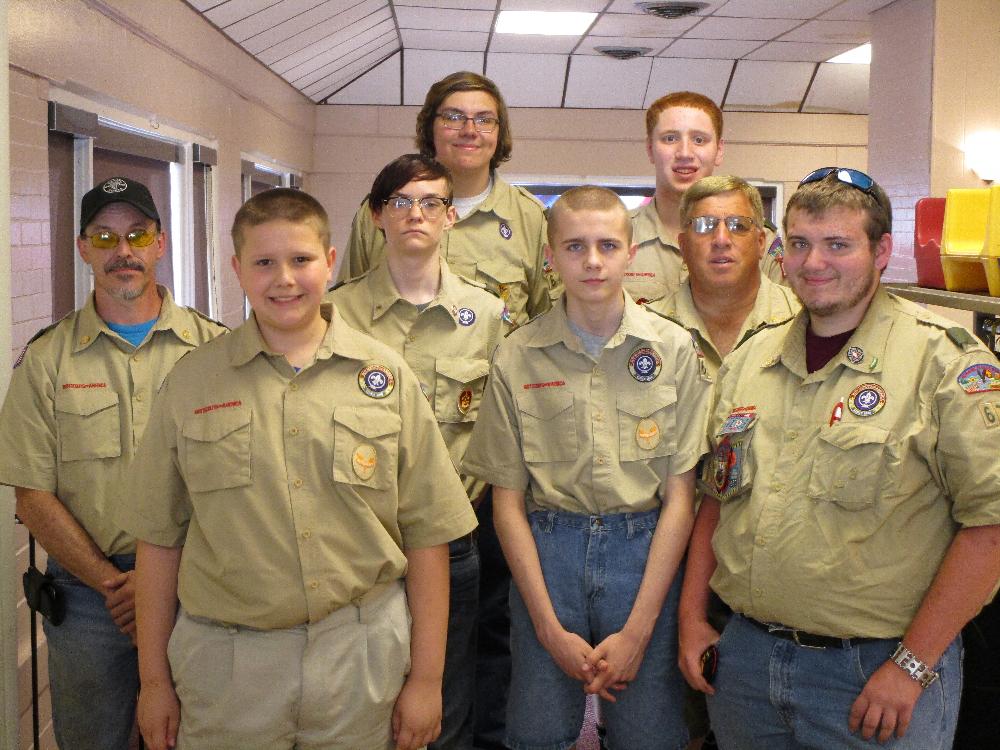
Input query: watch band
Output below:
<box><xmin>890</xmin><ymin>643</ymin><xmax>939</xmax><ymax>689</ymax></box>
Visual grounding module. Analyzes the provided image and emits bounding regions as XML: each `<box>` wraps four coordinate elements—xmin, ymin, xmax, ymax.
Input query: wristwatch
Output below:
<box><xmin>890</xmin><ymin>643</ymin><xmax>939</xmax><ymax>689</ymax></box>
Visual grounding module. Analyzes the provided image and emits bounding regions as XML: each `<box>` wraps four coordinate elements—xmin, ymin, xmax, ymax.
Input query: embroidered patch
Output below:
<box><xmin>635</xmin><ymin>418</ymin><xmax>661</xmax><ymax>450</ymax></box>
<box><xmin>62</xmin><ymin>382</ymin><xmax>108</xmax><ymax>390</ymax></box>
<box><xmin>767</xmin><ymin>235</ymin><xmax>783</xmax><ymax>258</ymax></box>
<box><xmin>957</xmin><ymin>363</ymin><xmax>1000</xmax><ymax>394</ymax></box>
<box><xmin>846</xmin><ymin>346</ymin><xmax>864</xmax><ymax>365</ymax></box>
<box><xmin>457</xmin><ymin>307</ymin><xmax>476</xmax><ymax>326</ymax></box>
<box><xmin>102</xmin><ymin>177</ymin><xmax>128</xmax><ymax>194</ymax></box>
<box><xmin>523</xmin><ymin>380</ymin><xmax>566</xmax><ymax>390</ymax></box>
<box><xmin>358</xmin><ymin>364</ymin><xmax>395</xmax><ymax>399</ymax></box>
<box><xmin>720</xmin><ymin>410</ymin><xmax>757</xmax><ymax>435</ymax></box>
<box><xmin>499</xmin><ymin>222</ymin><xmax>512</xmax><ymax>240</ymax></box>
<box><xmin>628</xmin><ymin>347</ymin><xmax>661</xmax><ymax>383</ymax></box>
<box><xmin>458</xmin><ymin>389</ymin><xmax>473</xmax><ymax>414</ymax></box>
<box><xmin>712</xmin><ymin>436</ymin><xmax>742</xmax><ymax>496</ymax></box>
<box><xmin>194</xmin><ymin>400</ymin><xmax>242</xmax><ymax>415</ymax></box>
<box><xmin>979</xmin><ymin>401</ymin><xmax>1000</xmax><ymax>429</ymax></box>
<box><xmin>352</xmin><ymin>444</ymin><xmax>377</xmax><ymax>480</ymax></box>
<box><xmin>848</xmin><ymin>383</ymin><xmax>886</xmax><ymax>417</ymax></box>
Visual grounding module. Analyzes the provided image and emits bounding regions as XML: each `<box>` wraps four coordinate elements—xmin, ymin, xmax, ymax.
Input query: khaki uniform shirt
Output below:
<box><xmin>327</xmin><ymin>259</ymin><xmax>508</xmax><ymax>502</ymax></box>
<box><xmin>704</xmin><ymin>288</ymin><xmax>1000</xmax><ymax>638</ymax></box>
<box><xmin>118</xmin><ymin>304</ymin><xmax>476</xmax><ymax>630</ymax></box>
<box><xmin>0</xmin><ymin>287</ymin><xmax>225</xmax><ymax>556</ymax></box>
<box><xmin>629</xmin><ymin>200</ymin><xmax>786</xmax><ymax>304</ymax></box>
<box><xmin>463</xmin><ymin>294</ymin><xmax>711</xmax><ymax>515</ymax></box>
<box><xmin>337</xmin><ymin>177</ymin><xmax>552</xmax><ymax>327</ymax></box>
<box><xmin>649</xmin><ymin>274</ymin><xmax>800</xmax><ymax>379</ymax></box>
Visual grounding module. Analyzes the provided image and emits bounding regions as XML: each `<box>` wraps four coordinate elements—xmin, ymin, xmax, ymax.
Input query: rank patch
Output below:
<box><xmin>358</xmin><ymin>364</ymin><xmax>395</xmax><ymax>399</ymax></box>
<box><xmin>846</xmin><ymin>346</ymin><xmax>864</xmax><ymax>365</ymax></box>
<box><xmin>458</xmin><ymin>389</ymin><xmax>473</xmax><ymax>414</ymax></box>
<box><xmin>848</xmin><ymin>383</ymin><xmax>886</xmax><ymax>417</ymax></box>
<box><xmin>957</xmin><ymin>363</ymin><xmax>1000</xmax><ymax>394</ymax></box>
<box><xmin>499</xmin><ymin>222</ymin><xmax>512</xmax><ymax>240</ymax></box>
<box><xmin>628</xmin><ymin>347</ymin><xmax>661</xmax><ymax>383</ymax></box>
<box><xmin>352</xmin><ymin>444</ymin><xmax>377</xmax><ymax>480</ymax></box>
<box><xmin>979</xmin><ymin>401</ymin><xmax>999</xmax><ymax>429</ymax></box>
<box><xmin>457</xmin><ymin>307</ymin><xmax>476</xmax><ymax>326</ymax></box>
<box><xmin>635</xmin><ymin>418</ymin><xmax>661</xmax><ymax>450</ymax></box>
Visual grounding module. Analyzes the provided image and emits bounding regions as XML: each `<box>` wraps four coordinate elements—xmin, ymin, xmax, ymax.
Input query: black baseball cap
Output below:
<box><xmin>80</xmin><ymin>177</ymin><xmax>160</xmax><ymax>234</ymax></box>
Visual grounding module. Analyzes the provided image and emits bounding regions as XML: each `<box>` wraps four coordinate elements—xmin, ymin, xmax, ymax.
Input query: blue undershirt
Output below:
<box><xmin>107</xmin><ymin>318</ymin><xmax>157</xmax><ymax>348</ymax></box>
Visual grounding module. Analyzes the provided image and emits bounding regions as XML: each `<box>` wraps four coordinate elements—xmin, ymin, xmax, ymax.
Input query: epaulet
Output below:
<box><xmin>642</xmin><ymin>305</ymin><xmax>685</xmax><ymax>329</ymax></box>
<box><xmin>764</xmin><ymin>218</ymin><xmax>778</xmax><ymax>233</ymax></box>
<box><xmin>329</xmin><ymin>269</ymin><xmax>371</xmax><ymax>293</ymax></box>
<box><xmin>14</xmin><ymin>314</ymin><xmax>71</xmax><ymax>368</ymax></box>
<box><xmin>455</xmin><ymin>274</ymin><xmax>492</xmax><ymax>294</ymax></box>
<box><xmin>184</xmin><ymin>306</ymin><xmax>229</xmax><ymax>331</ymax></box>
<box><xmin>506</xmin><ymin>310</ymin><xmax>546</xmax><ymax>338</ymax></box>
<box><xmin>946</xmin><ymin>326</ymin><xmax>980</xmax><ymax>351</ymax></box>
<box><xmin>511</xmin><ymin>183</ymin><xmax>546</xmax><ymax>210</ymax></box>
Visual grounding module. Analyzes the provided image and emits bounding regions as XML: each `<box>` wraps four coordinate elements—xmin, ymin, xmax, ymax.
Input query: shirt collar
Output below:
<box><xmin>365</xmin><ymin>258</ymin><xmax>464</xmax><ymax>326</ymax></box>
<box><xmin>631</xmin><ymin>199</ymin><xmax>679</xmax><ymax>249</ymax></box>
<box><xmin>467</xmin><ymin>174</ymin><xmax>512</xmax><ymax>221</ymax></box>
<box><xmin>525</xmin><ymin>291</ymin><xmax>665</xmax><ymax>352</ymax></box>
<box><xmin>74</xmin><ymin>285</ymin><xmax>190</xmax><ymax>353</ymax></box>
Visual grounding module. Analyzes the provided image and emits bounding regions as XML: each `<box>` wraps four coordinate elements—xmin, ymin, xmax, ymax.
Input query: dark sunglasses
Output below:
<box><xmin>799</xmin><ymin>167</ymin><xmax>876</xmax><ymax>194</ymax></box>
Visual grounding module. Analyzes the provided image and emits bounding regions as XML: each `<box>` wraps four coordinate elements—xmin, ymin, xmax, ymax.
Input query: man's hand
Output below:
<box><xmin>392</xmin><ymin>674</ymin><xmax>442</xmax><ymax>750</ymax></box>
<box><xmin>583</xmin><ymin>629</ymin><xmax>648</xmax><ymax>702</ymax></box>
<box><xmin>539</xmin><ymin>625</ymin><xmax>597</xmax><ymax>683</ymax></box>
<box><xmin>103</xmin><ymin>570</ymin><xmax>137</xmax><ymax>642</ymax></box>
<box><xmin>848</xmin><ymin>661</ymin><xmax>924</xmax><ymax>743</ymax></box>
<box><xmin>137</xmin><ymin>680</ymin><xmax>180</xmax><ymax>750</ymax></box>
<box><xmin>678</xmin><ymin>617</ymin><xmax>720</xmax><ymax>695</ymax></box>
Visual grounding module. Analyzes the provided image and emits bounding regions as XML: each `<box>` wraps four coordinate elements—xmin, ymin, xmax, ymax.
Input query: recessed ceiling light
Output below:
<box><xmin>827</xmin><ymin>43</ymin><xmax>871</xmax><ymax>64</ymax></box>
<box><xmin>494</xmin><ymin>10</ymin><xmax>597</xmax><ymax>36</ymax></box>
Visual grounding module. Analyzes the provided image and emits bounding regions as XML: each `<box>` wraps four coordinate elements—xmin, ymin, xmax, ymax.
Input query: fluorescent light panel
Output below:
<box><xmin>494</xmin><ymin>10</ymin><xmax>597</xmax><ymax>36</ymax></box>
<box><xmin>827</xmin><ymin>43</ymin><xmax>871</xmax><ymax>64</ymax></box>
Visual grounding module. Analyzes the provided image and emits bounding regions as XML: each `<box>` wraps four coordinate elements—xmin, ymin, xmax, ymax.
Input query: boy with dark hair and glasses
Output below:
<box><xmin>678</xmin><ymin>167</ymin><xmax>1000</xmax><ymax>749</ymax></box>
<box><xmin>328</xmin><ymin>154</ymin><xmax>508</xmax><ymax>750</ymax></box>
<box><xmin>0</xmin><ymin>177</ymin><xmax>226</xmax><ymax>750</ymax></box>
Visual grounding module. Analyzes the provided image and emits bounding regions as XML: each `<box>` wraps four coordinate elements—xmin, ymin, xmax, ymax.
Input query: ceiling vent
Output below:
<box><xmin>595</xmin><ymin>46</ymin><xmax>652</xmax><ymax>60</ymax></box>
<box><xmin>635</xmin><ymin>2</ymin><xmax>709</xmax><ymax>19</ymax></box>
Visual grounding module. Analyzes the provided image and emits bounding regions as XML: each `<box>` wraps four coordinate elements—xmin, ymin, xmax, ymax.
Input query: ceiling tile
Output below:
<box><xmin>589</xmin><ymin>13</ymin><xmax>700</xmax><ymax>38</ymax></box>
<box><xmin>644</xmin><ymin>58</ymin><xmax>733</xmax><ymax>107</ymax></box>
<box><xmin>188</xmin><ymin>0</ymin><xmax>221</xmax><ymax>10</ymax></box>
<box><xmin>204</xmin><ymin>0</ymin><xmax>276</xmax><ymax>29</ymax></box>
<box><xmin>606</xmin><ymin>0</ymin><xmax>725</xmax><ymax>13</ymax></box>
<box><xmin>489</xmin><ymin>33</ymin><xmax>581</xmax><ymax>54</ymax></box>
<box><xmin>257</xmin><ymin>8</ymin><xmax>392</xmax><ymax>66</ymax></box>
<box><xmin>486</xmin><ymin>53</ymin><xmax>568</xmax><ymax>107</ymax></box>
<box><xmin>658</xmin><ymin>38</ymin><xmax>761</xmax><ymax>58</ymax></box>
<box><xmin>325</xmin><ymin>50</ymin><xmax>401</xmax><ymax>105</ymax></box>
<box><xmin>746</xmin><ymin>41</ymin><xmax>855</xmax><ymax>62</ymax></box>
<box><xmin>716</xmin><ymin>0</ymin><xmax>841</xmax><ymax>19</ymax></box>
<box><xmin>802</xmin><ymin>62</ymin><xmax>869</xmax><ymax>114</ymax></box>
<box><xmin>394</xmin><ymin>7</ymin><xmax>494</xmax><ymax>32</ymax></box>
<box><xmin>403</xmin><ymin>49</ymin><xmax>486</xmax><ymax>105</ymax></box>
<box><xmin>306</xmin><ymin>42</ymin><xmax>400</xmax><ymax>100</ymax></box>
<box><xmin>501</xmin><ymin>0</ymin><xmax>606</xmax><ymax>9</ymax></box>
<box><xmin>394</xmin><ymin>0</ymin><xmax>495</xmax><ymax>8</ymax></box>
<box><xmin>781</xmin><ymin>20</ymin><xmax>870</xmax><ymax>44</ymax></box>
<box><xmin>726</xmin><ymin>60</ymin><xmax>814</xmax><ymax>110</ymax></box>
<box><xmin>575</xmin><ymin>36</ymin><xmax>672</xmax><ymax>56</ymax></box>
<box><xmin>274</xmin><ymin>18</ymin><xmax>395</xmax><ymax>76</ymax></box>
<box><xmin>402</xmin><ymin>29</ymin><xmax>488</xmax><ymax>51</ymax></box>
<box><xmin>819</xmin><ymin>0</ymin><xmax>898</xmax><ymax>20</ymax></box>
<box><xmin>285</xmin><ymin>26</ymin><xmax>395</xmax><ymax>84</ymax></box>
<box><xmin>245</xmin><ymin>0</ymin><xmax>384</xmax><ymax>57</ymax></box>
<box><xmin>564</xmin><ymin>54</ymin><xmax>652</xmax><ymax>109</ymax></box>
<box><xmin>224</xmin><ymin>0</ymin><xmax>347</xmax><ymax>43</ymax></box>
<box><xmin>686</xmin><ymin>16</ymin><xmax>801</xmax><ymax>40</ymax></box>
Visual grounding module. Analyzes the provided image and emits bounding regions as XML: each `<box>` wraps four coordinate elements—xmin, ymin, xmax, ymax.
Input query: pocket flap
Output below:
<box><xmin>477</xmin><ymin>258</ymin><xmax>526</xmax><ymax>285</ymax></box>
<box><xmin>435</xmin><ymin>357</ymin><xmax>490</xmax><ymax>385</ymax></box>
<box><xmin>334</xmin><ymin>407</ymin><xmax>402</xmax><ymax>438</ymax></box>
<box><xmin>617</xmin><ymin>386</ymin><xmax>677</xmax><ymax>418</ymax></box>
<box><xmin>817</xmin><ymin>424</ymin><xmax>891</xmax><ymax>451</ymax></box>
<box><xmin>55</xmin><ymin>389</ymin><xmax>119</xmax><ymax>417</ymax></box>
<box><xmin>517</xmin><ymin>389</ymin><xmax>573</xmax><ymax>420</ymax></box>
<box><xmin>182</xmin><ymin>406</ymin><xmax>252</xmax><ymax>442</ymax></box>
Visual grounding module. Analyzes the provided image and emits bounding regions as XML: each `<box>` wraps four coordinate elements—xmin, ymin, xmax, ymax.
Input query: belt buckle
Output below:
<box><xmin>790</xmin><ymin>629</ymin><xmax>825</xmax><ymax>649</ymax></box>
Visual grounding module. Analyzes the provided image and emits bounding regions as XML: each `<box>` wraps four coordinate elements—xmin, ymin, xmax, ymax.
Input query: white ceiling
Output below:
<box><xmin>188</xmin><ymin>0</ymin><xmax>896</xmax><ymax>113</ymax></box>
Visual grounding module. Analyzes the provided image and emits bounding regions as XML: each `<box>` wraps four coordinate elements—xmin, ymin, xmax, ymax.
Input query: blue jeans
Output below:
<box><xmin>506</xmin><ymin>509</ymin><xmax>688</xmax><ymax>750</ymax></box>
<box><xmin>43</xmin><ymin>554</ymin><xmax>138</xmax><ymax>750</ymax></box>
<box><xmin>707</xmin><ymin>615</ymin><xmax>962</xmax><ymax>750</ymax></box>
<box><xmin>431</xmin><ymin>533</ymin><xmax>481</xmax><ymax>750</ymax></box>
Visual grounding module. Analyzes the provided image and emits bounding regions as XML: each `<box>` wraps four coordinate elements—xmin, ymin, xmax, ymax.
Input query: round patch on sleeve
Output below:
<box><xmin>847</xmin><ymin>383</ymin><xmax>886</xmax><ymax>417</ymax></box>
<box><xmin>957</xmin><ymin>363</ymin><xmax>1000</xmax><ymax>394</ymax></box>
<box><xmin>457</xmin><ymin>307</ymin><xmax>477</xmax><ymax>326</ymax></box>
<box><xmin>628</xmin><ymin>347</ymin><xmax>662</xmax><ymax>382</ymax></box>
<box><xmin>358</xmin><ymin>364</ymin><xmax>395</xmax><ymax>399</ymax></box>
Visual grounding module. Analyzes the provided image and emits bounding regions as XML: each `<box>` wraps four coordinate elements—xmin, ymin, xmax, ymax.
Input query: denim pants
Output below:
<box><xmin>707</xmin><ymin>614</ymin><xmax>962</xmax><ymax>750</ymax></box>
<box><xmin>431</xmin><ymin>533</ymin><xmax>481</xmax><ymax>750</ymax></box>
<box><xmin>506</xmin><ymin>509</ymin><xmax>688</xmax><ymax>750</ymax></box>
<box><xmin>43</xmin><ymin>554</ymin><xmax>138</xmax><ymax>750</ymax></box>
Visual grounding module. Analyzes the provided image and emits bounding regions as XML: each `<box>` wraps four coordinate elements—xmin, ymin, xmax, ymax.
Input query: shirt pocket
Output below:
<box><xmin>516</xmin><ymin>389</ymin><xmax>577</xmax><ymax>463</ymax></box>
<box><xmin>55</xmin><ymin>389</ymin><xmax>121</xmax><ymax>461</ymax></box>
<box><xmin>180</xmin><ymin>407</ymin><xmax>253</xmax><ymax>493</ymax></box>
<box><xmin>434</xmin><ymin>357</ymin><xmax>490</xmax><ymax>424</ymax></box>
<box><xmin>332</xmin><ymin>407</ymin><xmax>401</xmax><ymax>491</ymax></box>
<box><xmin>476</xmin><ymin>258</ymin><xmax>528</xmax><ymax>322</ymax></box>
<box><xmin>617</xmin><ymin>386</ymin><xmax>678</xmax><ymax>462</ymax></box>
<box><xmin>807</xmin><ymin>424</ymin><xmax>890</xmax><ymax>510</ymax></box>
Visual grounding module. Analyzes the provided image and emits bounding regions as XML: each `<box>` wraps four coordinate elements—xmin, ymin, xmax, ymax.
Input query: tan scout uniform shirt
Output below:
<box><xmin>337</xmin><ymin>177</ymin><xmax>551</xmax><ymax>327</ymax></box>
<box><xmin>118</xmin><ymin>304</ymin><xmax>477</xmax><ymax>630</ymax></box>
<box><xmin>328</xmin><ymin>259</ymin><xmax>508</xmax><ymax>503</ymax></box>
<box><xmin>704</xmin><ymin>288</ymin><xmax>1000</xmax><ymax>639</ymax></box>
<box><xmin>629</xmin><ymin>200</ymin><xmax>786</xmax><ymax>304</ymax></box>
<box><xmin>649</xmin><ymin>274</ymin><xmax>800</xmax><ymax>378</ymax></box>
<box><xmin>463</xmin><ymin>294</ymin><xmax>711</xmax><ymax>516</ymax></box>
<box><xmin>0</xmin><ymin>287</ymin><xmax>225</xmax><ymax>556</ymax></box>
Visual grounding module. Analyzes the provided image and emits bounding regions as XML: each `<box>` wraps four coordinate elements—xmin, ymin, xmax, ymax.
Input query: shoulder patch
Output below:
<box><xmin>947</xmin><ymin>326</ymin><xmax>979</xmax><ymax>351</ymax></box>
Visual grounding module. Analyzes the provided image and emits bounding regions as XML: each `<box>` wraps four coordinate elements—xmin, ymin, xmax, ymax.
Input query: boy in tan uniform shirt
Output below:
<box><xmin>463</xmin><ymin>187</ymin><xmax>711</xmax><ymax>750</ymax></box>
<box><xmin>121</xmin><ymin>189</ymin><xmax>476</xmax><ymax>750</ymax></box>
<box><xmin>328</xmin><ymin>154</ymin><xmax>507</xmax><ymax>750</ymax></box>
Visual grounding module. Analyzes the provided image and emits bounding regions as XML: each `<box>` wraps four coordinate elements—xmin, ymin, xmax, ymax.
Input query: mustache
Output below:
<box><xmin>105</xmin><ymin>259</ymin><xmax>146</xmax><ymax>274</ymax></box>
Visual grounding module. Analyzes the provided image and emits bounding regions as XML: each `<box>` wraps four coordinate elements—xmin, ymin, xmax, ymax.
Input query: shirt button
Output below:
<box><xmin>406</xmin><ymin>335</ymin><xmax>415</xmax><ymax>343</ymax></box>
<box><xmin>786</xmin><ymin>431</ymin><xmax>797</xmax><ymax>441</ymax></box>
<box><xmin>593</xmin><ymin>412</ymin><xmax>603</xmax><ymax>421</ymax></box>
<box><xmin>290</xmin><ymin>383</ymin><xmax>299</xmax><ymax>392</ymax></box>
<box><xmin>596</xmin><ymin>456</ymin><xmax>606</xmax><ymax>465</ymax></box>
<box><xmin>293</xmin><ymin>478</ymin><xmax>303</xmax><ymax>489</ymax></box>
<box><xmin>848</xmin><ymin>469</ymin><xmax>857</xmax><ymax>480</ymax></box>
<box><xmin>309</xmin><ymin>580</ymin><xmax>319</xmax><ymax>590</ymax></box>
<box><xmin>772</xmin><ymin>482</ymin><xmax>784</xmax><ymax>491</ymax></box>
<box><xmin>834</xmin><ymin>480</ymin><xmax>845</xmax><ymax>489</ymax></box>
<box><xmin>302</xmin><ymin>530</ymin><xmax>311</xmax><ymax>539</ymax></box>
<box><xmin>79</xmin><ymin>335</ymin><xmax>91</xmax><ymax>345</ymax></box>
<box><xmin>754</xmin><ymin>587</ymin><xmax>763</xmax><ymax>596</ymax></box>
<box><xmin>756</xmin><ymin>537</ymin><xmax>766</xmax><ymax>547</ymax></box>
<box><xmin>132</xmin><ymin>354</ymin><xmax>141</xmax><ymax>363</ymax></box>
<box><xmin>182</xmin><ymin>330</ymin><xmax>191</xmax><ymax>340</ymax></box>
<box><xmin>289</xmin><ymin>427</ymin><xmax>299</xmax><ymax>436</ymax></box>
<box><xmin>135</xmin><ymin>393</ymin><xmax>144</xmax><ymax>402</ymax></box>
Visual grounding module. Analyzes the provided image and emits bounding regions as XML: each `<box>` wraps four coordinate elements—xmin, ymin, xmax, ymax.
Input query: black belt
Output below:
<box><xmin>744</xmin><ymin>616</ymin><xmax>888</xmax><ymax>649</ymax></box>
<box><xmin>448</xmin><ymin>530</ymin><xmax>478</xmax><ymax>556</ymax></box>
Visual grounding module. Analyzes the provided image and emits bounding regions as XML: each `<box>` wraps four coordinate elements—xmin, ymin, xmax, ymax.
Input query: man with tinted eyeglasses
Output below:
<box><xmin>0</xmin><ymin>177</ymin><xmax>226</xmax><ymax>749</ymax></box>
<box><xmin>677</xmin><ymin>168</ymin><xmax>1000</xmax><ymax>749</ymax></box>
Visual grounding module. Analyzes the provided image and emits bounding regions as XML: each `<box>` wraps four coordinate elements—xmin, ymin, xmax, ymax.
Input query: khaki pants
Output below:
<box><xmin>168</xmin><ymin>581</ymin><xmax>410</xmax><ymax>750</ymax></box>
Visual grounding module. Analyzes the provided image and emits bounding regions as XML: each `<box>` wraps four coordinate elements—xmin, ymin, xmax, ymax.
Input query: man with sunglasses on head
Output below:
<box><xmin>0</xmin><ymin>177</ymin><xmax>226</xmax><ymax>750</ymax></box>
<box><xmin>678</xmin><ymin>168</ymin><xmax>1000</xmax><ymax>749</ymax></box>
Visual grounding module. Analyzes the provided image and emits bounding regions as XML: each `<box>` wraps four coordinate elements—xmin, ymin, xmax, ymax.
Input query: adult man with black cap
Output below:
<box><xmin>0</xmin><ymin>177</ymin><xmax>226</xmax><ymax>749</ymax></box>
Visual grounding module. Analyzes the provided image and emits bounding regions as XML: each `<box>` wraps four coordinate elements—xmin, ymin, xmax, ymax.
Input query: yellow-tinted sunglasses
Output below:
<box><xmin>86</xmin><ymin>229</ymin><xmax>157</xmax><ymax>250</ymax></box>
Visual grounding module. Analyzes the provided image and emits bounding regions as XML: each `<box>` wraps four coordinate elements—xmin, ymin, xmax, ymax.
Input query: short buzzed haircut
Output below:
<box><xmin>680</xmin><ymin>176</ymin><xmax>765</xmax><ymax>228</ymax></box>
<box><xmin>547</xmin><ymin>186</ymin><xmax>631</xmax><ymax>247</ymax></box>
<box><xmin>784</xmin><ymin>173</ymin><xmax>892</xmax><ymax>244</ymax></box>
<box><xmin>231</xmin><ymin>188</ymin><xmax>330</xmax><ymax>256</ymax></box>
<box><xmin>645</xmin><ymin>91</ymin><xmax>724</xmax><ymax>140</ymax></box>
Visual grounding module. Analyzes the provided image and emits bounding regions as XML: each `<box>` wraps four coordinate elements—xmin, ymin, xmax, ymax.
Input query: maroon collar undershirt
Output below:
<box><xmin>805</xmin><ymin>326</ymin><xmax>856</xmax><ymax>373</ymax></box>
